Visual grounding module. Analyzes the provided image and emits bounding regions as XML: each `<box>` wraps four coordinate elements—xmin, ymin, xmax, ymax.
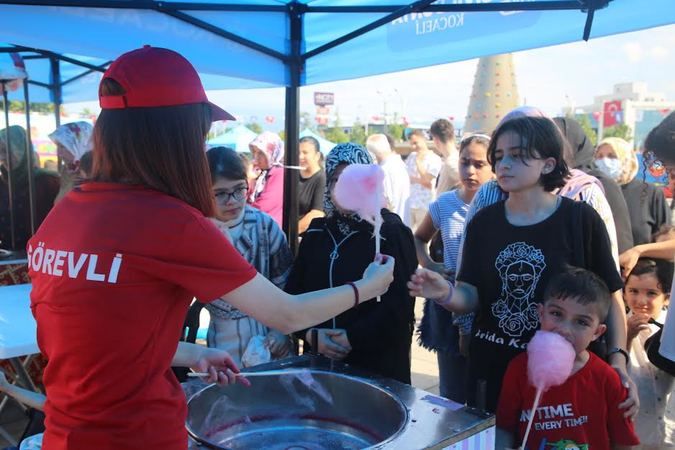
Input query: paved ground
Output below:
<box><xmin>0</xmin><ymin>298</ymin><xmax>440</xmax><ymax>447</ymax></box>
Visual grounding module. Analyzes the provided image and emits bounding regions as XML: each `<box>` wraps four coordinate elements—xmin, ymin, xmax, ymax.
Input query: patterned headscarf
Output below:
<box><xmin>596</xmin><ymin>137</ymin><xmax>638</xmax><ymax>185</ymax></box>
<box><xmin>249</xmin><ymin>132</ymin><xmax>284</xmax><ymax>202</ymax></box>
<box><xmin>0</xmin><ymin>125</ymin><xmax>32</xmax><ymax>177</ymax></box>
<box><xmin>48</xmin><ymin>121</ymin><xmax>93</xmax><ymax>161</ymax></box>
<box><xmin>324</xmin><ymin>142</ymin><xmax>373</xmax><ymax>217</ymax></box>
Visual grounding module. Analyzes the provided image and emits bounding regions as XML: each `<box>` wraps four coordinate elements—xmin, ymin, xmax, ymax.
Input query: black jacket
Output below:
<box><xmin>286</xmin><ymin>210</ymin><xmax>417</xmax><ymax>384</ymax></box>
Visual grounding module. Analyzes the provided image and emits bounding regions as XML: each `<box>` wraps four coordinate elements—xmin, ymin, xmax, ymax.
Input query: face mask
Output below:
<box><xmin>594</xmin><ymin>157</ymin><xmax>622</xmax><ymax>180</ymax></box>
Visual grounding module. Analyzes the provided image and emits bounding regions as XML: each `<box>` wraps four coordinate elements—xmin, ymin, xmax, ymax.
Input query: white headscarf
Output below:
<box><xmin>48</xmin><ymin>121</ymin><xmax>93</xmax><ymax>161</ymax></box>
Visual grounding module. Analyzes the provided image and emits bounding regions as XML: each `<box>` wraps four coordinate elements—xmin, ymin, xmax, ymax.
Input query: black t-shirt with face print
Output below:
<box><xmin>457</xmin><ymin>197</ymin><xmax>622</xmax><ymax>412</ymax></box>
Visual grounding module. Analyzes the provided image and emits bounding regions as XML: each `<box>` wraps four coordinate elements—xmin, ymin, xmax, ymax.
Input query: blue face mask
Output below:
<box><xmin>594</xmin><ymin>157</ymin><xmax>622</xmax><ymax>180</ymax></box>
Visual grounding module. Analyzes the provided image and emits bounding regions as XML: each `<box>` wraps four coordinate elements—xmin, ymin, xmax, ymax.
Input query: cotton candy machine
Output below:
<box><xmin>186</xmin><ymin>356</ymin><xmax>495</xmax><ymax>450</ymax></box>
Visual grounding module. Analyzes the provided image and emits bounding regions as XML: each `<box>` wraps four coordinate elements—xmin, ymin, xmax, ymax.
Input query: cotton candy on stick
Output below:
<box><xmin>520</xmin><ymin>330</ymin><xmax>575</xmax><ymax>450</ymax></box>
<box><xmin>334</xmin><ymin>164</ymin><xmax>386</xmax><ymax>301</ymax></box>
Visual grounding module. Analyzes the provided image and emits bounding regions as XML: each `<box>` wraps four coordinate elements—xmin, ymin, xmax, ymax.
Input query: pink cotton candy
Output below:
<box><xmin>527</xmin><ymin>330</ymin><xmax>576</xmax><ymax>391</ymax></box>
<box><xmin>333</xmin><ymin>164</ymin><xmax>385</xmax><ymax>226</ymax></box>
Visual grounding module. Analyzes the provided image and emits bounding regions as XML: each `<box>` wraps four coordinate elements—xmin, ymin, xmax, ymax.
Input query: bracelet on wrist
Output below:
<box><xmin>346</xmin><ymin>282</ymin><xmax>359</xmax><ymax>308</ymax></box>
<box><xmin>607</xmin><ymin>347</ymin><xmax>630</xmax><ymax>365</ymax></box>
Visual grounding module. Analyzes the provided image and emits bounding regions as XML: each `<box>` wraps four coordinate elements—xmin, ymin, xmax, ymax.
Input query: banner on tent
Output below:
<box><xmin>386</xmin><ymin>6</ymin><xmax>541</xmax><ymax>51</ymax></box>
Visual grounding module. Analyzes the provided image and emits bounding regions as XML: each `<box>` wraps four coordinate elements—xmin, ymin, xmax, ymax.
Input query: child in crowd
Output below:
<box><xmin>414</xmin><ymin>133</ymin><xmax>493</xmax><ymax>403</ymax></box>
<box><xmin>624</xmin><ymin>258</ymin><xmax>674</xmax><ymax>448</ymax></box>
<box><xmin>497</xmin><ymin>267</ymin><xmax>639</xmax><ymax>450</ymax></box>
<box><xmin>407</xmin><ymin>116</ymin><xmax>631</xmax><ymax>413</ymax></box>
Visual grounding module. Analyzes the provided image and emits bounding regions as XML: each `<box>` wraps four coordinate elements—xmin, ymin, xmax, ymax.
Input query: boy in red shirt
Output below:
<box><xmin>496</xmin><ymin>267</ymin><xmax>640</xmax><ymax>450</ymax></box>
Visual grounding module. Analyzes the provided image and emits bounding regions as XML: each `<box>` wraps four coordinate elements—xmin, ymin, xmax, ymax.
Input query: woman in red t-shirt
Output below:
<box><xmin>28</xmin><ymin>46</ymin><xmax>394</xmax><ymax>450</ymax></box>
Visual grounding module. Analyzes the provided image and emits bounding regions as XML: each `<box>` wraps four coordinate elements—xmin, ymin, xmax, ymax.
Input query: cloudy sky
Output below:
<box><xmin>66</xmin><ymin>23</ymin><xmax>675</xmax><ymax>131</ymax></box>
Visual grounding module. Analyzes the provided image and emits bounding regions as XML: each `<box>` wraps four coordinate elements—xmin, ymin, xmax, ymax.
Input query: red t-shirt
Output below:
<box><xmin>28</xmin><ymin>182</ymin><xmax>256</xmax><ymax>450</ymax></box>
<box><xmin>496</xmin><ymin>352</ymin><xmax>640</xmax><ymax>450</ymax></box>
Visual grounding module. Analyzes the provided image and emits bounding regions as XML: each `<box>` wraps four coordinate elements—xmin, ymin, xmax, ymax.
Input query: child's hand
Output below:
<box><xmin>407</xmin><ymin>268</ymin><xmax>451</xmax><ymax>302</ymax></box>
<box><xmin>615</xmin><ymin>367</ymin><xmax>639</xmax><ymax>419</ymax></box>
<box><xmin>627</xmin><ymin>313</ymin><xmax>651</xmax><ymax>343</ymax></box>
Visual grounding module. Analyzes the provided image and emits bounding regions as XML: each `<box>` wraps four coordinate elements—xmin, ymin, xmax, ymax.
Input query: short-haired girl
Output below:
<box><xmin>409</xmin><ymin>116</ymin><xmax>632</xmax><ymax>413</ymax></box>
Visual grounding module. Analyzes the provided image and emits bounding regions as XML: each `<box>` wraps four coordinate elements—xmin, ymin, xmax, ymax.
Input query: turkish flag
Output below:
<box><xmin>603</xmin><ymin>100</ymin><xmax>622</xmax><ymax>127</ymax></box>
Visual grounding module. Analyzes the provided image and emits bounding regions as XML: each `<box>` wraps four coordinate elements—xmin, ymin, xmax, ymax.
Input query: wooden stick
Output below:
<box><xmin>520</xmin><ymin>388</ymin><xmax>542</xmax><ymax>450</ymax></box>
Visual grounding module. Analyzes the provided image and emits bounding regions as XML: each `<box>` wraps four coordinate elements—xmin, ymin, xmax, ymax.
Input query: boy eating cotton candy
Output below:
<box><xmin>496</xmin><ymin>267</ymin><xmax>639</xmax><ymax>450</ymax></box>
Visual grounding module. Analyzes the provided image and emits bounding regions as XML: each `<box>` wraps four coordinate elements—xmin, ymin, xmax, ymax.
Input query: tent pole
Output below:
<box><xmin>283</xmin><ymin>1</ymin><xmax>303</xmax><ymax>254</ymax></box>
<box><xmin>1</xmin><ymin>83</ymin><xmax>17</xmax><ymax>250</ymax></box>
<box><xmin>23</xmin><ymin>80</ymin><xmax>37</xmax><ymax>235</ymax></box>
<box><xmin>51</xmin><ymin>56</ymin><xmax>62</xmax><ymax>128</ymax></box>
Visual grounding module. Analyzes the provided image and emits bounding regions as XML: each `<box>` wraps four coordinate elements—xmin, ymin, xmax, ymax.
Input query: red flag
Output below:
<box><xmin>603</xmin><ymin>100</ymin><xmax>622</xmax><ymax>127</ymax></box>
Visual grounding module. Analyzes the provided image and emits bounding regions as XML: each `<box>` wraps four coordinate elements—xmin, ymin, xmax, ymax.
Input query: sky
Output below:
<box><xmin>65</xmin><ymin>23</ymin><xmax>675</xmax><ymax>132</ymax></box>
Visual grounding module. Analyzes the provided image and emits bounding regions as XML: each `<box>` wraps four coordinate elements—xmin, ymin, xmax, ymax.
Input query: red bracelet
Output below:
<box><xmin>346</xmin><ymin>282</ymin><xmax>359</xmax><ymax>308</ymax></box>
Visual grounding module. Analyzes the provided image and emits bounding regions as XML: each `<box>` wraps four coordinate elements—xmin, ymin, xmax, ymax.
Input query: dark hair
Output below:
<box><xmin>299</xmin><ymin>136</ymin><xmax>320</xmax><ymax>154</ymax></box>
<box><xmin>79</xmin><ymin>151</ymin><xmax>93</xmax><ymax>177</ymax></box>
<box><xmin>644</xmin><ymin>111</ymin><xmax>675</xmax><ymax>166</ymax></box>
<box><xmin>429</xmin><ymin>119</ymin><xmax>455</xmax><ymax>144</ymax></box>
<box><xmin>544</xmin><ymin>266</ymin><xmax>611</xmax><ymax>322</ymax></box>
<box><xmin>487</xmin><ymin>116</ymin><xmax>570</xmax><ymax>192</ymax></box>
<box><xmin>206</xmin><ymin>146</ymin><xmax>246</xmax><ymax>183</ymax></box>
<box><xmin>459</xmin><ymin>134</ymin><xmax>490</xmax><ymax>153</ymax></box>
<box><xmin>627</xmin><ymin>258</ymin><xmax>673</xmax><ymax>294</ymax></box>
<box><xmin>92</xmin><ymin>79</ymin><xmax>215</xmax><ymax>216</ymax></box>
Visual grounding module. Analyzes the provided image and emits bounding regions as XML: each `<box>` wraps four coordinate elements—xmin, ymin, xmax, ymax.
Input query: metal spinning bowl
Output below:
<box><xmin>186</xmin><ymin>369</ymin><xmax>408</xmax><ymax>450</ymax></box>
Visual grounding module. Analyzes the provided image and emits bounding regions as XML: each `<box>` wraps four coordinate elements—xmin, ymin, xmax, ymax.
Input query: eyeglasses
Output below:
<box><xmin>214</xmin><ymin>186</ymin><xmax>248</xmax><ymax>203</ymax></box>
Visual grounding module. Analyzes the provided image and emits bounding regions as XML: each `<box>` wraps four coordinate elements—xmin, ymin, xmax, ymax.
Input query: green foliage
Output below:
<box><xmin>323</xmin><ymin>126</ymin><xmax>349</xmax><ymax>143</ymax></box>
<box><xmin>385</xmin><ymin>123</ymin><xmax>406</xmax><ymax>142</ymax></box>
<box><xmin>245</xmin><ymin>122</ymin><xmax>263</xmax><ymax>134</ymax></box>
<box><xmin>278</xmin><ymin>130</ymin><xmax>285</xmax><ymax>141</ymax></box>
<box><xmin>6</xmin><ymin>101</ymin><xmax>54</xmax><ymax>113</ymax></box>
<box><xmin>575</xmin><ymin>114</ymin><xmax>597</xmax><ymax>147</ymax></box>
<box><xmin>602</xmin><ymin>124</ymin><xmax>633</xmax><ymax>142</ymax></box>
<box><xmin>349</xmin><ymin>122</ymin><xmax>367</xmax><ymax>145</ymax></box>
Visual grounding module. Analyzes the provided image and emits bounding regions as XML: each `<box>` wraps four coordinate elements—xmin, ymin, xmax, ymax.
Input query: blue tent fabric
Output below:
<box><xmin>1</xmin><ymin>0</ymin><xmax>673</xmax><ymax>102</ymax></box>
<box><xmin>207</xmin><ymin>125</ymin><xmax>258</xmax><ymax>153</ymax></box>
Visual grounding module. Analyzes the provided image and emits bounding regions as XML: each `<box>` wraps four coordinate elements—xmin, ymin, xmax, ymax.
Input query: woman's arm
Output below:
<box><xmin>298</xmin><ymin>209</ymin><xmax>324</xmax><ymax>234</ymax></box>
<box><xmin>413</xmin><ymin>212</ymin><xmax>445</xmax><ymax>273</ymax></box>
<box><xmin>407</xmin><ymin>268</ymin><xmax>479</xmax><ymax>314</ymax></box>
<box><xmin>0</xmin><ymin>371</ymin><xmax>46</xmax><ymax>411</ymax></box>
<box><xmin>223</xmin><ymin>256</ymin><xmax>395</xmax><ymax>335</ymax></box>
<box><xmin>620</xmin><ymin>238</ymin><xmax>675</xmax><ymax>278</ymax></box>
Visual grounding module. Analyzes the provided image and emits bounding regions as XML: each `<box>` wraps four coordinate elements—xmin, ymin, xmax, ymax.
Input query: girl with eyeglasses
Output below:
<box><xmin>204</xmin><ymin>146</ymin><xmax>294</xmax><ymax>367</ymax></box>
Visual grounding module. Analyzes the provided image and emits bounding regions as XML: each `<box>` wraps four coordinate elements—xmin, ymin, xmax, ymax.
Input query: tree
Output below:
<box><xmin>322</xmin><ymin>112</ymin><xmax>349</xmax><ymax>143</ymax></box>
<box><xmin>603</xmin><ymin>124</ymin><xmax>633</xmax><ymax>142</ymax></box>
<box><xmin>349</xmin><ymin>121</ymin><xmax>367</xmax><ymax>145</ymax></box>
<box><xmin>386</xmin><ymin>123</ymin><xmax>406</xmax><ymax>143</ymax></box>
<box><xmin>575</xmin><ymin>114</ymin><xmax>597</xmax><ymax>147</ymax></box>
<box><xmin>245</xmin><ymin>122</ymin><xmax>263</xmax><ymax>134</ymax></box>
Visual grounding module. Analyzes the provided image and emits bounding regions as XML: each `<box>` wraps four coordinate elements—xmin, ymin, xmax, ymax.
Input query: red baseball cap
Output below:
<box><xmin>99</xmin><ymin>46</ymin><xmax>234</xmax><ymax>122</ymax></box>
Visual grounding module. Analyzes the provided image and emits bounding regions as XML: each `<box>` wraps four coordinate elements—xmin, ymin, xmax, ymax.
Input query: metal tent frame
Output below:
<box><xmin>0</xmin><ymin>0</ymin><xmax>613</xmax><ymax>251</ymax></box>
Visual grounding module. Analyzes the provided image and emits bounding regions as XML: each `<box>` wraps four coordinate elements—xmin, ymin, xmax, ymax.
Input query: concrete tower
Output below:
<box><xmin>464</xmin><ymin>53</ymin><xmax>520</xmax><ymax>134</ymax></box>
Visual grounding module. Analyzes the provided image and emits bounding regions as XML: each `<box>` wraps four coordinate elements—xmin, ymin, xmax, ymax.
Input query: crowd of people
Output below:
<box><xmin>0</xmin><ymin>46</ymin><xmax>673</xmax><ymax>450</ymax></box>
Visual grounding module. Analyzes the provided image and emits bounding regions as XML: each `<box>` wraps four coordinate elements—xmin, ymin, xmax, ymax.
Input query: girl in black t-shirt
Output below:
<box><xmin>408</xmin><ymin>116</ymin><xmax>637</xmax><ymax>415</ymax></box>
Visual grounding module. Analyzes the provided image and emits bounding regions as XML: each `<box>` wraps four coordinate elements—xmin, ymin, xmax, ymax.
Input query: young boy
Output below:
<box><xmin>496</xmin><ymin>267</ymin><xmax>639</xmax><ymax>450</ymax></box>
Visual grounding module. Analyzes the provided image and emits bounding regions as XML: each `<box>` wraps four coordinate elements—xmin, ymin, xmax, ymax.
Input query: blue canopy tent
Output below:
<box><xmin>207</xmin><ymin>124</ymin><xmax>258</xmax><ymax>153</ymax></box>
<box><xmin>1</xmin><ymin>0</ymin><xmax>674</xmax><ymax>249</ymax></box>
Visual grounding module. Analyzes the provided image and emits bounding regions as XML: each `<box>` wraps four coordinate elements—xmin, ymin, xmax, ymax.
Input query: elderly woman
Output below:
<box><xmin>285</xmin><ymin>143</ymin><xmax>418</xmax><ymax>384</ymax></box>
<box><xmin>248</xmin><ymin>131</ymin><xmax>284</xmax><ymax>225</ymax></box>
<box><xmin>48</xmin><ymin>121</ymin><xmax>93</xmax><ymax>202</ymax></box>
<box><xmin>594</xmin><ymin>137</ymin><xmax>670</xmax><ymax>245</ymax></box>
<box><xmin>0</xmin><ymin>125</ymin><xmax>59</xmax><ymax>250</ymax></box>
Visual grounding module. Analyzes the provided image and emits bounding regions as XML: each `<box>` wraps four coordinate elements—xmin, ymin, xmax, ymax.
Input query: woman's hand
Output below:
<box><xmin>407</xmin><ymin>268</ymin><xmax>451</xmax><ymax>301</ymax></box>
<box><xmin>619</xmin><ymin>247</ymin><xmax>642</xmax><ymax>280</ymax></box>
<box><xmin>307</xmin><ymin>328</ymin><xmax>351</xmax><ymax>360</ymax></box>
<box><xmin>613</xmin><ymin>365</ymin><xmax>639</xmax><ymax>419</ymax></box>
<box><xmin>361</xmin><ymin>254</ymin><xmax>395</xmax><ymax>298</ymax></box>
<box><xmin>192</xmin><ymin>347</ymin><xmax>251</xmax><ymax>387</ymax></box>
<box><xmin>264</xmin><ymin>330</ymin><xmax>292</xmax><ymax>358</ymax></box>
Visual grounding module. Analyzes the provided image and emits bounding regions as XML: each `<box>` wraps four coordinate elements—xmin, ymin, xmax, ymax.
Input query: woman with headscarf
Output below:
<box><xmin>0</xmin><ymin>125</ymin><xmax>60</xmax><ymax>251</ymax></box>
<box><xmin>48</xmin><ymin>121</ymin><xmax>94</xmax><ymax>202</ymax></box>
<box><xmin>248</xmin><ymin>131</ymin><xmax>284</xmax><ymax>225</ymax></box>
<box><xmin>553</xmin><ymin>117</ymin><xmax>634</xmax><ymax>254</ymax></box>
<box><xmin>594</xmin><ymin>137</ymin><xmax>670</xmax><ymax>245</ymax></box>
<box><xmin>285</xmin><ymin>143</ymin><xmax>418</xmax><ymax>384</ymax></box>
